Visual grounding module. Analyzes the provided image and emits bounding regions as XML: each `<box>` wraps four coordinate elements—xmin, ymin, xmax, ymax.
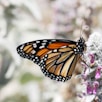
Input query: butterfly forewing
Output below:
<box><xmin>17</xmin><ymin>39</ymin><xmax>82</xmax><ymax>82</ymax></box>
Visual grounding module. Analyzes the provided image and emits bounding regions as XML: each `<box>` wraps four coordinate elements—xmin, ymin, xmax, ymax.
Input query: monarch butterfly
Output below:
<box><xmin>17</xmin><ymin>37</ymin><xmax>86</xmax><ymax>82</ymax></box>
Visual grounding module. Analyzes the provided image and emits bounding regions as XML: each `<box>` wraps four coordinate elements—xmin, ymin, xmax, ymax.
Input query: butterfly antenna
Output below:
<box><xmin>80</xmin><ymin>20</ymin><xmax>84</xmax><ymax>38</ymax></box>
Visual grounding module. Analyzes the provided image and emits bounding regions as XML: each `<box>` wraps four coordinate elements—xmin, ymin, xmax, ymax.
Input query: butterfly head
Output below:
<box><xmin>76</xmin><ymin>37</ymin><xmax>86</xmax><ymax>54</ymax></box>
<box><xmin>78</xmin><ymin>37</ymin><xmax>85</xmax><ymax>44</ymax></box>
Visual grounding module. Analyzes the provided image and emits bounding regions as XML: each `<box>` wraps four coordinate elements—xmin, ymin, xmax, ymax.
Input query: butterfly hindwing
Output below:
<box><xmin>17</xmin><ymin>39</ymin><xmax>80</xmax><ymax>82</ymax></box>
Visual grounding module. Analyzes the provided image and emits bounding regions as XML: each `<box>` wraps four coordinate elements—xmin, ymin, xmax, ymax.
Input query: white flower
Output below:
<box><xmin>86</xmin><ymin>32</ymin><xmax>102</xmax><ymax>54</ymax></box>
<box><xmin>86</xmin><ymin>32</ymin><xmax>102</xmax><ymax>66</ymax></box>
<box><xmin>87</xmin><ymin>32</ymin><xmax>102</xmax><ymax>48</ymax></box>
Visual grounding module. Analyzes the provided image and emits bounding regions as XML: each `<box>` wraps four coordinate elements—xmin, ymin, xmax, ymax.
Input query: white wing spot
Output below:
<box><xmin>45</xmin><ymin>55</ymin><xmax>48</xmax><ymax>57</ymax></box>
<box><xmin>31</xmin><ymin>50</ymin><xmax>36</xmax><ymax>54</ymax></box>
<box><xmin>44</xmin><ymin>58</ymin><xmax>47</xmax><ymax>61</ymax></box>
<box><xmin>42</xmin><ymin>43</ymin><xmax>46</xmax><ymax>46</ymax></box>
<box><xmin>41</xmin><ymin>60</ymin><xmax>43</xmax><ymax>62</ymax></box>
<box><xmin>20</xmin><ymin>45</ymin><xmax>24</xmax><ymax>50</ymax></box>
<box><xmin>43</xmin><ymin>40</ymin><xmax>47</xmax><ymax>42</ymax></box>
<box><xmin>74</xmin><ymin>49</ymin><xmax>76</xmax><ymax>51</ymax></box>
<box><xmin>53</xmin><ymin>49</ymin><xmax>57</xmax><ymax>52</ymax></box>
<box><xmin>39</xmin><ymin>46</ymin><xmax>45</xmax><ymax>49</ymax></box>
<box><xmin>36</xmin><ymin>41</ymin><xmax>40</xmax><ymax>43</ymax></box>
<box><xmin>52</xmin><ymin>40</ymin><xmax>56</xmax><ymax>42</ymax></box>
<box><xmin>33</xmin><ymin>59</ymin><xmax>35</xmax><ymax>61</ymax></box>
<box><xmin>47</xmin><ymin>50</ymin><xmax>52</xmax><ymax>54</ymax></box>
<box><xmin>35</xmin><ymin>57</ymin><xmax>38</xmax><ymax>59</ymax></box>
<box><xmin>33</xmin><ymin>44</ymin><xmax>37</xmax><ymax>48</ymax></box>
<box><xmin>61</xmin><ymin>46</ymin><xmax>67</xmax><ymax>48</ymax></box>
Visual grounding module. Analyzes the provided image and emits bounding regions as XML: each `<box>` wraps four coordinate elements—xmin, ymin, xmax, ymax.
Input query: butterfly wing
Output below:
<box><xmin>17</xmin><ymin>39</ymin><xmax>80</xmax><ymax>82</ymax></box>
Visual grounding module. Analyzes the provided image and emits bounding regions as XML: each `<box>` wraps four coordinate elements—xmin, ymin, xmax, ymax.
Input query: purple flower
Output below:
<box><xmin>86</xmin><ymin>81</ymin><xmax>99</xmax><ymax>95</ymax></box>
<box><xmin>93</xmin><ymin>81</ymin><xmax>99</xmax><ymax>94</ymax></box>
<box><xmin>89</xmin><ymin>54</ymin><xmax>95</xmax><ymax>64</ymax></box>
<box><xmin>86</xmin><ymin>82</ymin><xmax>93</xmax><ymax>94</ymax></box>
<box><xmin>95</xmin><ymin>66</ymin><xmax>102</xmax><ymax>79</ymax></box>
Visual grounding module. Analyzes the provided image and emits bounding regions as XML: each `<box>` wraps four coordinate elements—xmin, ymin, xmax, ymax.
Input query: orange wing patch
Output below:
<box><xmin>48</xmin><ymin>53</ymin><xmax>60</xmax><ymax>59</ymax></box>
<box><xmin>23</xmin><ymin>44</ymin><xmax>33</xmax><ymax>54</ymax></box>
<box><xmin>68</xmin><ymin>44</ymin><xmax>76</xmax><ymax>48</ymax></box>
<box><xmin>36</xmin><ymin>48</ymin><xmax>49</xmax><ymax>58</ymax></box>
<box><xmin>56</xmin><ymin>51</ymin><xmax>73</xmax><ymax>64</ymax></box>
<box><xmin>67</xmin><ymin>55</ymin><xmax>80</xmax><ymax>76</ymax></box>
<box><xmin>46</xmin><ymin>55</ymin><xmax>59</xmax><ymax>65</ymax></box>
<box><xmin>48</xmin><ymin>65</ymin><xmax>56</xmax><ymax>73</ymax></box>
<box><xmin>60</xmin><ymin>55</ymin><xmax>75</xmax><ymax>77</ymax></box>
<box><xmin>47</xmin><ymin>42</ymin><xmax>69</xmax><ymax>49</ymax></box>
<box><xmin>59</xmin><ymin>47</ymin><xmax>72</xmax><ymax>52</ymax></box>
<box><xmin>54</xmin><ymin>63</ymin><xmax>63</xmax><ymax>75</ymax></box>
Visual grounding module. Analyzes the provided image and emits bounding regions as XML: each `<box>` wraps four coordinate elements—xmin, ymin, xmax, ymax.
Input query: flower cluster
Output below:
<box><xmin>51</xmin><ymin>0</ymin><xmax>102</xmax><ymax>39</ymax></box>
<box><xmin>81</xmin><ymin>32</ymin><xmax>102</xmax><ymax>101</ymax></box>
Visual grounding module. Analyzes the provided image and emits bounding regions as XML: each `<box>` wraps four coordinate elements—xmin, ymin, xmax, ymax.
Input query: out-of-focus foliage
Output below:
<box><xmin>0</xmin><ymin>0</ymin><xmax>102</xmax><ymax>102</ymax></box>
<box><xmin>20</xmin><ymin>72</ymin><xmax>43</xmax><ymax>84</ymax></box>
<box><xmin>0</xmin><ymin>48</ymin><xmax>13</xmax><ymax>86</ymax></box>
<box><xmin>2</xmin><ymin>94</ymin><xmax>29</xmax><ymax>102</ymax></box>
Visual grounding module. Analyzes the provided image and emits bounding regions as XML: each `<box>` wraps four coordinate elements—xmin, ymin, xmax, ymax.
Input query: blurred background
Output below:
<box><xmin>0</xmin><ymin>0</ymin><xmax>102</xmax><ymax>102</ymax></box>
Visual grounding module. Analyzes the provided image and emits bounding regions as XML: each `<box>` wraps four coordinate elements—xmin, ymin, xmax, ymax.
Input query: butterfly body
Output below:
<box><xmin>17</xmin><ymin>37</ymin><xmax>86</xmax><ymax>82</ymax></box>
